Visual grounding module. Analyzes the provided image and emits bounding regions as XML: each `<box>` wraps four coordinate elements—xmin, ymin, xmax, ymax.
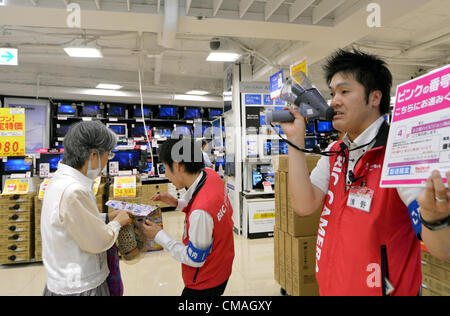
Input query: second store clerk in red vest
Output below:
<box><xmin>141</xmin><ymin>138</ymin><xmax>235</xmax><ymax>296</ymax></box>
<box><xmin>280</xmin><ymin>49</ymin><xmax>449</xmax><ymax>296</ymax></box>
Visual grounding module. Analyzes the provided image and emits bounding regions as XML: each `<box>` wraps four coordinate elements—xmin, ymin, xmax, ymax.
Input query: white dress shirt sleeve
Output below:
<box><xmin>59</xmin><ymin>183</ymin><xmax>121</xmax><ymax>254</ymax></box>
<box><xmin>310</xmin><ymin>143</ymin><xmax>335</xmax><ymax>194</ymax></box>
<box><xmin>176</xmin><ymin>198</ymin><xmax>189</xmax><ymax>212</ymax></box>
<box><xmin>155</xmin><ymin>209</ymin><xmax>214</xmax><ymax>268</ymax></box>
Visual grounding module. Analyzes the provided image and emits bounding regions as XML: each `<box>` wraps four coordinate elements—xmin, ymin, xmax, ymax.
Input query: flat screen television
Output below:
<box><xmin>252</xmin><ymin>164</ymin><xmax>274</xmax><ymax>190</ymax></box>
<box><xmin>173</xmin><ymin>125</ymin><xmax>191</xmax><ymax>137</ymax></box>
<box><xmin>263</xmin><ymin>140</ymin><xmax>272</xmax><ymax>156</ymax></box>
<box><xmin>82</xmin><ymin>104</ymin><xmax>101</xmax><ymax>117</ymax></box>
<box><xmin>208</xmin><ymin>109</ymin><xmax>222</xmax><ymax>120</ymax></box>
<box><xmin>184</xmin><ymin>108</ymin><xmax>201</xmax><ymax>120</ymax></box>
<box><xmin>56</xmin><ymin>124</ymin><xmax>73</xmax><ymax>138</ymax></box>
<box><xmin>279</xmin><ymin>140</ymin><xmax>288</xmax><ymax>154</ymax></box>
<box><xmin>317</xmin><ymin>120</ymin><xmax>333</xmax><ymax>133</ymax></box>
<box><xmin>134</xmin><ymin>107</ymin><xmax>152</xmax><ymax>118</ymax></box>
<box><xmin>306</xmin><ymin>121</ymin><xmax>315</xmax><ymax>134</ymax></box>
<box><xmin>132</xmin><ymin>125</ymin><xmax>150</xmax><ymax>138</ymax></box>
<box><xmin>2</xmin><ymin>156</ymin><xmax>33</xmax><ymax>175</ymax></box>
<box><xmin>108</xmin><ymin>149</ymin><xmax>141</xmax><ymax>171</ymax></box>
<box><xmin>157</xmin><ymin>163</ymin><xmax>165</xmax><ymax>176</ymax></box>
<box><xmin>36</xmin><ymin>153</ymin><xmax>63</xmax><ymax>172</ymax></box>
<box><xmin>304</xmin><ymin>136</ymin><xmax>316</xmax><ymax>149</ymax></box>
<box><xmin>142</xmin><ymin>162</ymin><xmax>153</xmax><ymax>173</ymax></box>
<box><xmin>107</xmin><ymin>123</ymin><xmax>127</xmax><ymax>138</ymax></box>
<box><xmin>159</xmin><ymin>106</ymin><xmax>178</xmax><ymax>119</ymax></box>
<box><xmin>107</xmin><ymin>105</ymin><xmax>126</xmax><ymax>118</ymax></box>
<box><xmin>161</xmin><ymin>128</ymin><xmax>172</xmax><ymax>138</ymax></box>
<box><xmin>57</xmin><ymin>104</ymin><xmax>77</xmax><ymax>116</ymax></box>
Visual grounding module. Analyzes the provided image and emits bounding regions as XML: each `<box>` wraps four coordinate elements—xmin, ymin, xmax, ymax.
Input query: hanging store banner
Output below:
<box><xmin>270</xmin><ymin>70</ymin><xmax>284</xmax><ymax>100</ymax></box>
<box><xmin>290</xmin><ymin>58</ymin><xmax>307</xmax><ymax>80</ymax></box>
<box><xmin>380</xmin><ymin>64</ymin><xmax>450</xmax><ymax>187</ymax></box>
<box><xmin>0</xmin><ymin>108</ymin><xmax>26</xmax><ymax>157</ymax></box>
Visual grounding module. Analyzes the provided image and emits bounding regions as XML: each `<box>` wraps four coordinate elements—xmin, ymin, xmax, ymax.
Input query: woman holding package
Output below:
<box><xmin>41</xmin><ymin>121</ymin><xmax>131</xmax><ymax>296</ymax></box>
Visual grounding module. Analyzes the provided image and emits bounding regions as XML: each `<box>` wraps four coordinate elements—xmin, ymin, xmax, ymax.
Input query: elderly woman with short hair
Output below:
<box><xmin>41</xmin><ymin>121</ymin><xmax>131</xmax><ymax>296</ymax></box>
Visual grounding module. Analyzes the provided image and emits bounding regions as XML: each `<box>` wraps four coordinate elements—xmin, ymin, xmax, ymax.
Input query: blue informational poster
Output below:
<box><xmin>263</xmin><ymin>94</ymin><xmax>273</xmax><ymax>105</ymax></box>
<box><xmin>244</xmin><ymin>94</ymin><xmax>262</xmax><ymax>105</ymax></box>
<box><xmin>270</xmin><ymin>70</ymin><xmax>284</xmax><ymax>100</ymax></box>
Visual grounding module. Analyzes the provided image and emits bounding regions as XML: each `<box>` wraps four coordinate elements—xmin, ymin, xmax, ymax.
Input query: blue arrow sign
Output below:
<box><xmin>0</xmin><ymin>48</ymin><xmax>18</xmax><ymax>66</ymax></box>
<box><xmin>1</xmin><ymin>51</ymin><xmax>14</xmax><ymax>62</ymax></box>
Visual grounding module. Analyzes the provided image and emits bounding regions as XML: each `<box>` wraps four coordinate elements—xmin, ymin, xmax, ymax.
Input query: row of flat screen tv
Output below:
<box><xmin>57</xmin><ymin>104</ymin><xmax>223</xmax><ymax>121</ymax></box>
<box><xmin>1</xmin><ymin>150</ymin><xmax>226</xmax><ymax>177</ymax></box>
<box><xmin>55</xmin><ymin>123</ymin><xmax>221</xmax><ymax>139</ymax></box>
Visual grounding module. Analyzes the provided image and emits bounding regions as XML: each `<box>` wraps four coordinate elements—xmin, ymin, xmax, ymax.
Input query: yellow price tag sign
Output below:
<box><xmin>2</xmin><ymin>179</ymin><xmax>30</xmax><ymax>195</ymax></box>
<box><xmin>93</xmin><ymin>176</ymin><xmax>101</xmax><ymax>196</ymax></box>
<box><xmin>38</xmin><ymin>178</ymin><xmax>52</xmax><ymax>200</ymax></box>
<box><xmin>0</xmin><ymin>108</ymin><xmax>26</xmax><ymax>157</ymax></box>
<box><xmin>113</xmin><ymin>175</ymin><xmax>136</xmax><ymax>198</ymax></box>
<box><xmin>253</xmin><ymin>212</ymin><xmax>275</xmax><ymax>220</ymax></box>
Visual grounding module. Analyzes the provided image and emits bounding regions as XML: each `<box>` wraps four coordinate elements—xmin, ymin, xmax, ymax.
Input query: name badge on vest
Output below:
<box><xmin>347</xmin><ymin>186</ymin><xmax>374</xmax><ymax>213</ymax></box>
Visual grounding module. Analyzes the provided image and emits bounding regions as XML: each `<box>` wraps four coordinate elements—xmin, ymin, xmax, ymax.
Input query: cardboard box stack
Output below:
<box><xmin>274</xmin><ymin>154</ymin><xmax>321</xmax><ymax>296</ymax></box>
<box><xmin>34</xmin><ymin>195</ymin><xmax>42</xmax><ymax>262</ymax></box>
<box><xmin>421</xmin><ymin>249</ymin><xmax>450</xmax><ymax>296</ymax></box>
<box><xmin>0</xmin><ymin>193</ymin><xmax>35</xmax><ymax>264</ymax></box>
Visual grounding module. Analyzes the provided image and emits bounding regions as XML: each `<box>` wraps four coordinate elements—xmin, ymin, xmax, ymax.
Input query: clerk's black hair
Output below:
<box><xmin>323</xmin><ymin>48</ymin><xmax>392</xmax><ymax>115</ymax></box>
<box><xmin>159</xmin><ymin>137</ymin><xmax>204</xmax><ymax>175</ymax></box>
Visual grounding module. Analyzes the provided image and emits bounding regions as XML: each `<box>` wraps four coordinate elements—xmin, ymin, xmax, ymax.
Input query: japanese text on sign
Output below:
<box><xmin>0</xmin><ymin>108</ymin><xmax>25</xmax><ymax>157</ymax></box>
<box><xmin>380</xmin><ymin>65</ymin><xmax>450</xmax><ymax>187</ymax></box>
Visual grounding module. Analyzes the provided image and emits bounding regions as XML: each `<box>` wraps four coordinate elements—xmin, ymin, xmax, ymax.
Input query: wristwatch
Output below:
<box><xmin>419</xmin><ymin>212</ymin><xmax>450</xmax><ymax>231</ymax></box>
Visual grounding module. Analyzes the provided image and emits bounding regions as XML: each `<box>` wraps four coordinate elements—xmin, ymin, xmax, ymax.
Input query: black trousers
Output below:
<box><xmin>182</xmin><ymin>279</ymin><xmax>228</xmax><ymax>296</ymax></box>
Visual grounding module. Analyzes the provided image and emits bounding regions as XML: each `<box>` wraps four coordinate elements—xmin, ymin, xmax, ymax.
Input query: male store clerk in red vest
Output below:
<box><xmin>280</xmin><ymin>49</ymin><xmax>449</xmax><ymax>296</ymax></box>
<box><xmin>141</xmin><ymin>138</ymin><xmax>234</xmax><ymax>296</ymax></box>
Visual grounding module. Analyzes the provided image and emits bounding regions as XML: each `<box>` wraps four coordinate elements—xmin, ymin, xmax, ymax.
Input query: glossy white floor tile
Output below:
<box><xmin>0</xmin><ymin>211</ymin><xmax>281</xmax><ymax>296</ymax></box>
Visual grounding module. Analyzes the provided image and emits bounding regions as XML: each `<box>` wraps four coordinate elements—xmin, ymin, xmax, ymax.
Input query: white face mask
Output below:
<box><xmin>86</xmin><ymin>152</ymin><xmax>102</xmax><ymax>180</ymax></box>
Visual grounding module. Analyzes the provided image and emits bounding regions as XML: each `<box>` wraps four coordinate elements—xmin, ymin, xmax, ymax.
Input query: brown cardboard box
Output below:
<box><xmin>279</xmin><ymin>172</ymin><xmax>287</xmax><ymax>231</ymax></box>
<box><xmin>291</xmin><ymin>235</ymin><xmax>319</xmax><ymax>296</ymax></box>
<box><xmin>285</xmin><ymin>232</ymin><xmax>293</xmax><ymax>294</ymax></box>
<box><xmin>421</xmin><ymin>251</ymin><xmax>450</xmax><ymax>272</ymax></box>
<box><xmin>421</xmin><ymin>261</ymin><xmax>450</xmax><ymax>284</ymax></box>
<box><xmin>422</xmin><ymin>286</ymin><xmax>442</xmax><ymax>296</ymax></box>
<box><xmin>274</xmin><ymin>172</ymin><xmax>280</xmax><ymax>229</ymax></box>
<box><xmin>288</xmin><ymin>206</ymin><xmax>321</xmax><ymax>237</ymax></box>
<box><xmin>278</xmin><ymin>231</ymin><xmax>285</xmax><ymax>290</ymax></box>
<box><xmin>274</xmin><ymin>155</ymin><xmax>289</xmax><ymax>173</ymax></box>
<box><xmin>305</xmin><ymin>155</ymin><xmax>321</xmax><ymax>173</ymax></box>
<box><xmin>422</xmin><ymin>274</ymin><xmax>450</xmax><ymax>296</ymax></box>
<box><xmin>273</xmin><ymin>227</ymin><xmax>279</xmax><ymax>283</ymax></box>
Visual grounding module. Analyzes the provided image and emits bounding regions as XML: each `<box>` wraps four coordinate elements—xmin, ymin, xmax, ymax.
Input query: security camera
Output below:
<box><xmin>210</xmin><ymin>38</ymin><xmax>221</xmax><ymax>50</ymax></box>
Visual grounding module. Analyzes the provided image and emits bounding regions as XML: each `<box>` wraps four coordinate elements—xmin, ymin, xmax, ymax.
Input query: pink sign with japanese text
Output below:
<box><xmin>380</xmin><ymin>65</ymin><xmax>450</xmax><ymax>187</ymax></box>
<box><xmin>393</xmin><ymin>66</ymin><xmax>450</xmax><ymax>122</ymax></box>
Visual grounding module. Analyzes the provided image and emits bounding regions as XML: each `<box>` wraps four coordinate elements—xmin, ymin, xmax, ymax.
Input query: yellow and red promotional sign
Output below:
<box><xmin>38</xmin><ymin>178</ymin><xmax>52</xmax><ymax>200</ymax></box>
<box><xmin>0</xmin><ymin>108</ymin><xmax>25</xmax><ymax>157</ymax></box>
<box><xmin>2</xmin><ymin>179</ymin><xmax>30</xmax><ymax>195</ymax></box>
<box><xmin>290</xmin><ymin>58</ymin><xmax>308</xmax><ymax>82</ymax></box>
<box><xmin>113</xmin><ymin>175</ymin><xmax>136</xmax><ymax>198</ymax></box>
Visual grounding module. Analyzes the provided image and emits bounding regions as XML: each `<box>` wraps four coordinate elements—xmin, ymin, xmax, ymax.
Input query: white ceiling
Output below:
<box><xmin>0</xmin><ymin>0</ymin><xmax>449</xmax><ymax>107</ymax></box>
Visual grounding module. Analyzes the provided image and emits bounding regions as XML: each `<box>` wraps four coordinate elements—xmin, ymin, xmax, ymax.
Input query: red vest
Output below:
<box><xmin>316</xmin><ymin>126</ymin><xmax>421</xmax><ymax>296</ymax></box>
<box><xmin>181</xmin><ymin>168</ymin><xmax>235</xmax><ymax>290</ymax></box>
